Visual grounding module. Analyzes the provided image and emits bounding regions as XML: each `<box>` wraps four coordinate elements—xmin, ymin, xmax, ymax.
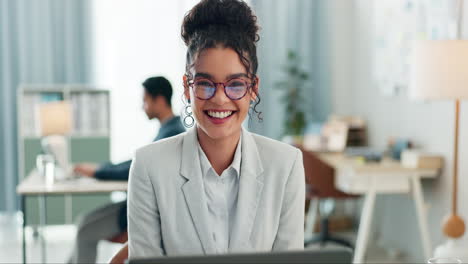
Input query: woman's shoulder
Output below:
<box><xmin>247</xmin><ymin>132</ymin><xmax>303</xmax><ymax>183</ymax></box>
<box><xmin>134</xmin><ymin>132</ymin><xmax>186</xmax><ymax>160</ymax></box>
<box><xmin>249</xmin><ymin>132</ymin><xmax>300</xmax><ymax>158</ymax></box>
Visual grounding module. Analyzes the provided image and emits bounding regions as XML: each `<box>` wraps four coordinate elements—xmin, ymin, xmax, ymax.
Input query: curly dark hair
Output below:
<box><xmin>181</xmin><ymin>0</ymin><xmax>262</xmax><ymax>121</ymax></box>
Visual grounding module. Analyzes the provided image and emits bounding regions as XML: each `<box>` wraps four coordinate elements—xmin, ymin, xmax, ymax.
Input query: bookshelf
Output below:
<box><xmin>17</xmin><ymin>84</ymin><xmax>113</xmax><ymax>225</ymax></box>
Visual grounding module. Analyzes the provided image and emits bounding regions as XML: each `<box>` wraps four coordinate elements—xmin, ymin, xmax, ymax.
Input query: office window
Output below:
<box><xmin>91</xmin><ymin>0</ymin><xmax>199</xmax><ymax>162</ymax></box>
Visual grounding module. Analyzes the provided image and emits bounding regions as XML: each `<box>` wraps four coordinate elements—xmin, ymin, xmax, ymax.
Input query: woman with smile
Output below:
<box><xmin>127</xmin><ymin>0</ymin><xmax>305</xmax><ymax>259</ymax></box>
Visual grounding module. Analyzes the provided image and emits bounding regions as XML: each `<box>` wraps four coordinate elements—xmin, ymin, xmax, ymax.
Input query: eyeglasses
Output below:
<box><xmin>188</xmin><ymin>78</ymin><xmax>254</xmax><ymax>100</ymax></box>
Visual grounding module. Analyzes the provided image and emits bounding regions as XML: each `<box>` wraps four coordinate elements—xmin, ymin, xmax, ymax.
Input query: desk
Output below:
<box><xmin>316</xmin><ymin>153</ymin><xmax>439</xmax><ymax>263</ymax></box>
<box><xmin>17</xmin><ymin>170</ymin><xmax>127</xmax><ymax>264</ymax></box>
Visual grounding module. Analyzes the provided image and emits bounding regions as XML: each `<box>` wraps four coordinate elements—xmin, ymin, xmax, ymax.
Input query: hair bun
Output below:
<box><xmin>181</xmin><ymin>0</ymin><xmax>259</xmax><ymax>46</ymax></box>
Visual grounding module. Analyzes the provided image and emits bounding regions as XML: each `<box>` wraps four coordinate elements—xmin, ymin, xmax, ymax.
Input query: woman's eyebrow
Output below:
<box><xmin>194</xmin><ymin>72</ymin><xmax>249</xmax><ymax>80</ymax></box>
<box><xmin>194</xmin><ymin>72</ymin><xmax>213</xmax><ymax>79</ymax></box>
<box><xmin>227</xmin><ymin>73</ymin><xmax>249</xmax><ymax>79</ymax></box>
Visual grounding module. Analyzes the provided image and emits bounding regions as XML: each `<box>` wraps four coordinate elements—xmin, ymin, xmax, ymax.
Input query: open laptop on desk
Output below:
<box><xmin>127</xmin><ymin>249</ymin><xmax>352</xmax><ymax>264</ymax></box>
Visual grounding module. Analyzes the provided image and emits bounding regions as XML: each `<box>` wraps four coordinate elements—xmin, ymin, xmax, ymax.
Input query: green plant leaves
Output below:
<box><xmin>274</xmin><ymin>50</ymin><xmax>311</xmax><ymax>136</ymax></box>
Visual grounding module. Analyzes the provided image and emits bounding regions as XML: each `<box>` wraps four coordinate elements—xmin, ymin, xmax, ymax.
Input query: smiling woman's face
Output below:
<box><xmin>184</xmin><ymin>47</ymin><xmax>258</xmax><ymax>141</ymax></box>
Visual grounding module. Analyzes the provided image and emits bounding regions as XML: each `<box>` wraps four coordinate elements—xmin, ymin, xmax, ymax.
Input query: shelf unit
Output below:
<box><xmin>17</xmin><ymin>84</ymin><xmax>113</xmax><ymax>225</ymax></box>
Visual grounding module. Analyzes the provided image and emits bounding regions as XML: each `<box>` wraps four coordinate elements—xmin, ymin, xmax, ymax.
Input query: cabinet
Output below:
<box><xmin>17</xmin><ymin>84</ymin><xmax>113</xmax><ymax>225</ymax></box>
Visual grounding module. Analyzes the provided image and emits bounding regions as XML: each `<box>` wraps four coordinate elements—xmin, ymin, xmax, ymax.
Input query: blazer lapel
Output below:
<box><xmin>180</xmin><ymin>128</ymin><xmax>215</xmax><ymax>254</ymax></box>
<box><xmin>229</xmin><ymin>127</ymin><xmax>264</xmax><ymax>251</ymax></box>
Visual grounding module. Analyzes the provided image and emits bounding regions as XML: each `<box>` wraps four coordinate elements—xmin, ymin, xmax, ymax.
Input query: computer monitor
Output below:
<box><xmin>127</xmin><ymin>249</ymin><xmax>352</xmax><ymax>264</ymax></box>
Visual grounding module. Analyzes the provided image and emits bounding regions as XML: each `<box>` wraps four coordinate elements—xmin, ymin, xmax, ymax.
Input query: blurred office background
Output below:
<box><xmin>2</xmin><ymin>0</ymin><xmax>468</xmax><ymax>263</ymax></box>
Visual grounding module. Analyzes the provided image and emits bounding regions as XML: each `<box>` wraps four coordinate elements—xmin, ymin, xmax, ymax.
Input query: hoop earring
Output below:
<box><xmin>183</xmin><ymin>104</ymin><xmax>194</xmax><ymax>128</ymax></box>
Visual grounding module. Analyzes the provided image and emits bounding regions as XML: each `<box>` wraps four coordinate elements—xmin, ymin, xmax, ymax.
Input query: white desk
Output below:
<box><xmin>316</xmin><ymin>153</ymin><xmax>439</xmax><ymax>263</ymax></box>
<box><xmin>17</xmin><ymin>170</ymin><xmax>128</xmax><ymax>264</ymax></box>
<box><xmin>17</xmin><ymin>170</ymin><xmax>128</xmax><ymax>195</ymax></box>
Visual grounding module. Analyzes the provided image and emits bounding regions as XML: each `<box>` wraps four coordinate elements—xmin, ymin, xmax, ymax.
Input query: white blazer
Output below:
<box><xmin>128</xmin><ymin>127</ymin><xmax>305</xmax><ymax>259</ymax></box>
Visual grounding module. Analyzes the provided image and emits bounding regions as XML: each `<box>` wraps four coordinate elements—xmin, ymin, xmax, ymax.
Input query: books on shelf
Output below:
<box><xmin>20</xmin><ymin>88</ymin><xmax>109</xmax><ymax>137</ymax></box>
<box><xmin>40</xmin><ymin>92</ymin><xmax>63</xmax><ymax>102</ymax></box>
<box><xmin>71</xmin><ymin>92</ymin><xmax>109</xmax><ymax>135</ymax></box>
<box><xmin>22</xmin><ymin>94</ymin><xmax>40</xmax><ymax>136</ymax></box>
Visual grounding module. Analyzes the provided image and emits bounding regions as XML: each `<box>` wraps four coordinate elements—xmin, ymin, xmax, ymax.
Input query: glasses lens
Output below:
<box><xmin>193</xmin><ymin>79</ymin><xmax>216</xmax><ymax>99</ymax></box>
<box><xmin>226</xmin><ymin>79</ymin><xmax>248</xmax><ymax>100</ymax></box>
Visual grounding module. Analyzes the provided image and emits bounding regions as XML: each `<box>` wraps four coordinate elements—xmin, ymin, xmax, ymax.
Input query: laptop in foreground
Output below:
<box><xmin>127</xmin><ymin>249</ymin><xmax>352</xmax><ymax>264</ymax></box>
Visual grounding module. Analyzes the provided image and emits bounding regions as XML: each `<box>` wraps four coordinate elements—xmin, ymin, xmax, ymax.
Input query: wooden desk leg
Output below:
<box><xmin>353</xmin><ymin>187</ymin><xmax>376</xmax><ymax>264</ymax></box>
<box><xmin>22</xmin><ymin>196</ymin><xmax>27</xmax><ymax>264</ymax></box>
<box><xmin>39</xmin><ymin>195</ymin><xmax>47</xmax><ymax>264</ymax></box>
<box><xmin>411</xmin><ymin>175</ymin><xmax>431</xmax><ymax>260</ymax></box>
<box><xmin>305</xmin><ymin>198</ymin><xmax>319</xmax><ymax>241</ymax></box>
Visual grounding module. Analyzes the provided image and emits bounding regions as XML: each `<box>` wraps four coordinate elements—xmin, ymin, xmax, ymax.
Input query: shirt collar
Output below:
<box><xmin>197</xmin><ymin>134</ymin><xmax>242</xmax><ymax>178</ymax></box>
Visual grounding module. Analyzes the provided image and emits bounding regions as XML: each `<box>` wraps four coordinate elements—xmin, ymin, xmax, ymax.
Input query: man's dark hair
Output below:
<box><xmin>142</xmin><ymin>76</ymin><xmax>173</xmax><ymax>107</ymax></box>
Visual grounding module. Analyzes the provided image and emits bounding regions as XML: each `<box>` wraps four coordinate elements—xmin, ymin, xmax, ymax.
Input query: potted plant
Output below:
<box><xmin>275</xmin><ymin>50</ymin><xmax>309</xmax><ymax>143</ymax></box>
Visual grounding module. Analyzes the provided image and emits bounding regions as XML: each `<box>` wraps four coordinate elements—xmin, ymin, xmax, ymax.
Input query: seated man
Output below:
<box><xmin>68</xmin><ymin>76</ymin><xmax>185</xmax><ymax>264</ymax></box>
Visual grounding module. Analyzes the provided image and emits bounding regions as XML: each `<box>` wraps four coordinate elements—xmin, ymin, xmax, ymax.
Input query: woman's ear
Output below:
<box><xmin>183</xmin><ymin>75</ymin><xmax>190</xmax><ymax>101</ymax></box>
<box><xmin>250</xmin><ymin>75</ymin><xmax>260</xmax><ymax>101</ymax></box>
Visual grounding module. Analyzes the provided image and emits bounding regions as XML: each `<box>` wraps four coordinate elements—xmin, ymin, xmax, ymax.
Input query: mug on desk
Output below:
<box><xmin>36</xmin><ymin>154</ymin><xmax>55</xmax><ymax>186</ymax></box>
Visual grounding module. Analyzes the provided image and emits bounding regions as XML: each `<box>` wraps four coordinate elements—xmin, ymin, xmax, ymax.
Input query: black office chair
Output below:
<box><xmin>300</xmin><ymin>148</ymin><xmax>356</xmax><ymax>249</ymax></box>
<box><xmin>304</xmin><ymin>198</ymin><xmax>354</xmax><ymax>249</ymax></box>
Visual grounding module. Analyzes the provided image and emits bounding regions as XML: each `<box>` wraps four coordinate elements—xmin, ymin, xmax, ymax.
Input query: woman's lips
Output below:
<box><xmin>204</xmin><ymin>110</ymin><xmax>237</xmax><ymax>124</ymax></box>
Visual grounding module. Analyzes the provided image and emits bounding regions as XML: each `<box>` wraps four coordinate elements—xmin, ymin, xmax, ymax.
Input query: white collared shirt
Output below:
<box><xmin>197</xmin><ymin>135</ymin><xmax>242</xmax><ymax>253</ymax></box>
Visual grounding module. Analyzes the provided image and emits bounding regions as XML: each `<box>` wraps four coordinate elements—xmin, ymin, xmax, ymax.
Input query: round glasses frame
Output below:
<box><xmin>187</xmin><ymin>78</ymin><xmax>254</xmax><ymax>101</ymax></box>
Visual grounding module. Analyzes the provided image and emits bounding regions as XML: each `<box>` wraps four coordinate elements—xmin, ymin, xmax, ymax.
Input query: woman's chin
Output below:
<box><xmin>198</xmin><ymin>124</ymin><xmax>240</xmax><ymax>141</ymax></box>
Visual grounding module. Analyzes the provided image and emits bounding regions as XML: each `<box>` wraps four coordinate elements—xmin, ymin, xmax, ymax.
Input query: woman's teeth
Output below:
<box><xmin>207</xmin><ymin>111</ymin><xmax>233</xmax><ymax>119</ymax></box>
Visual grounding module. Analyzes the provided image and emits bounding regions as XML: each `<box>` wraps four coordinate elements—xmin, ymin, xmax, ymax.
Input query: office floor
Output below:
<box><xmin>0</xmin><ymin>212</ymin><xmax>397</xmax><ymax>264</ymax></box>
<box><xmin>0</xmin><ymin>213</ymin><xmax>121</xmax><ymax>263</ymax></box>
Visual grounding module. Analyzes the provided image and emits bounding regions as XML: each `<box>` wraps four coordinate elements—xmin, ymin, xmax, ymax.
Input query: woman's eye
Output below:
<box><xmin>196</xmin><ymin>81</ymin><xmax>213</xmax><ymax>87</ymax></box>
<box><xmin>228</xmin><ymin>81</ymin><xmax>246</xmax><ymax>87</ymax></box>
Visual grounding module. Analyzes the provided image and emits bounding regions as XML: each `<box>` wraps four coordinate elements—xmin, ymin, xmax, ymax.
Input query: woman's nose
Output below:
<box><xmin>210</xmin><ymin>84</ymin><xmax>231</xmax><ymax>105</ymax></box>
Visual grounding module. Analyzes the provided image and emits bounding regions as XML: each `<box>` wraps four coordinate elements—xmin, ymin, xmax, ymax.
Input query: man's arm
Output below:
<box><xmin>94</xmin><ymin>160</ymin><xmax>132</xmax><ymax>181</ymax></box>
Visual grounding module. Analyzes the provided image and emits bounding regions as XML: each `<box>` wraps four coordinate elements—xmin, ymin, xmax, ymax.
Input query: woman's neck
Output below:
<box><xmin>197</xmin><ymin>126</ymin><xmax>241</xmax><ymax>176</ymax></box>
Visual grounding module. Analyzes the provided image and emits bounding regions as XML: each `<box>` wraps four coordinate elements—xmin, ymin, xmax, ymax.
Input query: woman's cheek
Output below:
<box><xmin>192</xmin><ymin>106</ymin><xmax>203</xmax><ymax>122</ymax></box>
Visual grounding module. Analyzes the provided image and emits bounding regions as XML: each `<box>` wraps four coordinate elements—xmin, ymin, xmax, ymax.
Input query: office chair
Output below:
<box><xmin>304</xmin><ymin>197</ymin><xmax>354</xmax><ymax>248</ymax></box>
<box><xmin>300</xmin><ymin>147</ymin><xmax>358</xmax><ymax>249</ymax></box>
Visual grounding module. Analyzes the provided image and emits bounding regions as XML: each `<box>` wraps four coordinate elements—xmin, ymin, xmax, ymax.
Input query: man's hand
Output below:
<box><xmin>73</xmin><ymin>163</ymin><xmax>99</xmax><ymax>177</ymax></box>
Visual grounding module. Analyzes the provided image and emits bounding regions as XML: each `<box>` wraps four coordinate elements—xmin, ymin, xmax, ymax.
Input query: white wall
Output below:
<box><xmin>326</xmin><ymin>0</ymin><xmax>354</xmax><ymax>115</ymax></box>
<box><xmin>330</xmin><ymin>0</ymin><xmax>468</xmax><ymax>261</ymax></box>
<box><xmin>91</xmin><ymin>0</ymin><xmax>198</xmax><ymax>162</ymax></box>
